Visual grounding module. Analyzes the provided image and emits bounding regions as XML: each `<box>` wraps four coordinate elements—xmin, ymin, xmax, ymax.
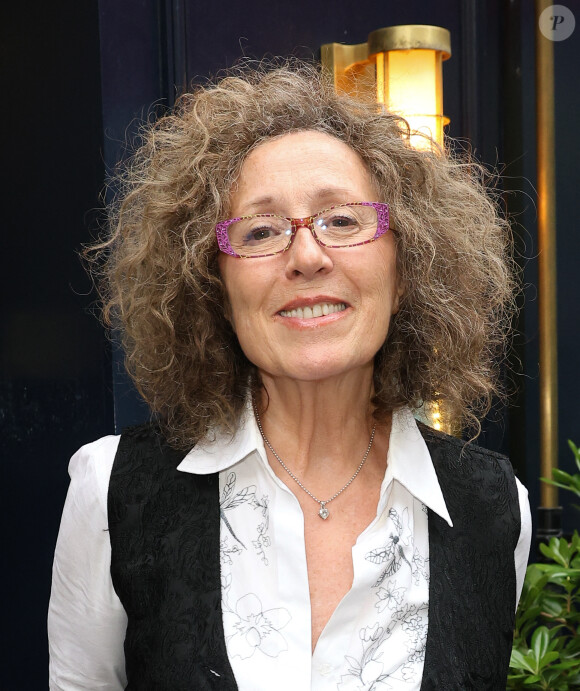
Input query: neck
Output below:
<box><xmin>255</xmin><ymin>364</ymin><xmax>389</xmax><ymax>483</ymax></box>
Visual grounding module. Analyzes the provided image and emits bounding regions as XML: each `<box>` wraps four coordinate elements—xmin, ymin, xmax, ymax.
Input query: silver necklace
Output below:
<box><xmin>254</xmin><ymin>405</ymin><xmax>376</xmax><ymax>520</ymax></box>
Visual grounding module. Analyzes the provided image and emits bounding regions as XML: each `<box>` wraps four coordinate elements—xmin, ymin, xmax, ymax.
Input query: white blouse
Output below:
<box><xmin>48</xmin><ymin>407</ymin><xmax>532</xmax><ymax>690</ymax></box>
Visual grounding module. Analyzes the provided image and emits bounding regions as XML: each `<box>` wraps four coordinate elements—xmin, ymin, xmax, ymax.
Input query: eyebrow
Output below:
<box><xmin>241</xmin><ymin>187</ymin><xmax>356</xmax><ymax>215</ymax></box>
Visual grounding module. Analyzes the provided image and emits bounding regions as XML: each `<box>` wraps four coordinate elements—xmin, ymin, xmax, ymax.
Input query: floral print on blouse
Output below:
<box><xmin>189</xmin><ymin>407</ymin><xmax>449</xmax><ymax>690</ymax></box>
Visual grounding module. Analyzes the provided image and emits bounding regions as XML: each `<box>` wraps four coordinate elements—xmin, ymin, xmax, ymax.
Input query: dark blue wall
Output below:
<box><xmin>1</xmin><ymin>1</ymin><xmax>112</xmax><ymax>687</ymax></box>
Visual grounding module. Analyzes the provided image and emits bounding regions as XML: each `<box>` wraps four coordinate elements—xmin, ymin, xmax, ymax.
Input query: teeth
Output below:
<box><xmin>280</xmin><ymin>302</ymin><xmax>347</xmax><ymax>319</ymax></box>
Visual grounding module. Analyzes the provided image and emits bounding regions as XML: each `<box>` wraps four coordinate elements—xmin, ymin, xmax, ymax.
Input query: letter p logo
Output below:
<box><xmin>539</xmin><ymin>5</ymin><xmax>576</xmax><ymax>41</ymax></box>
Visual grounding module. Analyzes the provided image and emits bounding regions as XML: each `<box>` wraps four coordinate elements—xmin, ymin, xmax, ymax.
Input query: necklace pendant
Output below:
<box><xmin>318</xmin><ymin>503</ymin><xmax>329</xmax><ymax>520</ymax></box>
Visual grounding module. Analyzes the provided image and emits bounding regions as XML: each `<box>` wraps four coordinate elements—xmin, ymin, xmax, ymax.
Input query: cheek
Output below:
<box><xmin>219</xmin><ymin>264</ymin><xmax>267</xmax><ymax>345</ymax></box>
<box><xmin>225</xmin><ymin>289</ymin><xmax>253</xmax><ymax>338</ymax></box>
<box><xmin>364</xmin><ymin>251</ymin><xmax>399</xmax><ymax>300</ymax></box>
<box><xmin>378</xmin><ymin>246</ymin><xmax>401</xmax><ymax>308</ymax></box>
<box><xmin>229</xmin><ymin>297</ymin><xmax>252</xmax><ymax>335</ymax></box>
<box><xmin>218</xmin><ymin>256</ymin><xmax>247</xmax><ymax>327</ymax></box>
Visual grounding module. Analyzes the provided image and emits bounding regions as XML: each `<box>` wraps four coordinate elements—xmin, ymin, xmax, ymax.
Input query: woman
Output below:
<box><xmin>49</xmin><ymin>63</ymin><xmax>531</xmax><ymax>690</ymax></box>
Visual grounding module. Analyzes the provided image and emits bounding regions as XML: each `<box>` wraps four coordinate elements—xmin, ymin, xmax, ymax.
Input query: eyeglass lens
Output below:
<box><xmin>227</xmin><ymin>204</ymin><xmax>379</xmax><ymax>256</ymax></box>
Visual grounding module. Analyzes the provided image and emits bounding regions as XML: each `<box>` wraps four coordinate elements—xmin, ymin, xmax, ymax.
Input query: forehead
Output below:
<box><xmin>230</xmin><ymin>130</ymin><xmax>377</xmax><ymax>214</ymax></box>
<box><xmin>242</xmin><ymin>130</ymin><xmax>369</xmax><ymax>176</ymax></box>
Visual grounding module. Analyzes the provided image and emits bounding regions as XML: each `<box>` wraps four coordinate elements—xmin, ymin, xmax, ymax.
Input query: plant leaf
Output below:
<box><xmin>539</xmin><ymin>651</ymin><xmax>560</xmax><ymax>666</ymax></box>
<box><xmin>510</xmin><ymin>648</ymin><xmax>533</xmax><ymax>672</ymax></box>
<box><xmin>531</xmin><ymin>626</ymin><xmax>550</xmax><ymax>663</ymax></box>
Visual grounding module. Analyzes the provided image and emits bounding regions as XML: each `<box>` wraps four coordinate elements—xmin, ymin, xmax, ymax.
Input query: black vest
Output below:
<box><xmin>108</xmin><ymin>423</ymin><xmax>520</xmax><ymax>690</ymax></box>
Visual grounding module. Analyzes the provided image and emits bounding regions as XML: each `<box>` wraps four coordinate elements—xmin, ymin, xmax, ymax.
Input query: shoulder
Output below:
<box><xmin>111</xmin><ymin>422</ymin><xmax>187</xmax><ymax>477</ymax></box>
<box><xmin>417</xmin><ymin>421</ymin><xmax>515</xmax><ymax>477</ymax></box>
<box><xmin>418</xmin><ymin>423</ymin><xmax>522</xmax><ymax>542</ymax></box>
<box><xmin>67</xmin><ymin>427</ymin><xmax>172</xmax><ymax>515</ymax></box>
<box><xmin>68</xmin><ymin>434</ymin><xmax>121</xmax><ymax>512</ymax></box>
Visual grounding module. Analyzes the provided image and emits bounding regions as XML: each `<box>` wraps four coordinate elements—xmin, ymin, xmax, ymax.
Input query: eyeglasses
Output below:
<box><xmin>215</xmin><ymin>202</ymin><xmax>389</xmax><ymax>258</ymax></box>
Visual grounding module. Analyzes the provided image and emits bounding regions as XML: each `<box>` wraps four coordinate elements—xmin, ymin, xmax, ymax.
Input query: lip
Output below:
<box><xmin>274</xmin><ymin>297</ymin><xmax>351</xmax><ymax>330</ymax></box>
<box><xmin>277</xmin><ymin>295</ymin><xmax>350</xmax><ymax>313</ymax></box>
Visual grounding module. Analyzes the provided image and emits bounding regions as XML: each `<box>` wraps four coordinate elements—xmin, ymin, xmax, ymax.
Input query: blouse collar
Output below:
<box><xmin>176</xmin><ymin>404</ymin><xmax>453</xmax><ymax>527</ymax></box>
<box><xmin>382</xmin><ymin>407</ymin><xmax>453</xmax><ymax>527</ymax></box>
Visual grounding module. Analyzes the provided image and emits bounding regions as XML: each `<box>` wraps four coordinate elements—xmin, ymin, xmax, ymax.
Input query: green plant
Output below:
<box><xmin>507</xmin><ymin>441</ymin><xmax>580</xmax><ymax>690</ymax></box>
<box><xmin>542</xmin><ymin>440</ymin><xmax>580</xmax><ymax>510</ymax></box>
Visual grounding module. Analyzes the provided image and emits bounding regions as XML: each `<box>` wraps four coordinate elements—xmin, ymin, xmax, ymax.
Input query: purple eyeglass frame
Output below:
<box><xmin>215</xmin><ymin>202</ymin><xmax>389</xmax><ymax>258</ymax></box>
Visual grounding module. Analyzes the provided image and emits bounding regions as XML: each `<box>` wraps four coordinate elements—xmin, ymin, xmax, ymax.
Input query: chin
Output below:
<box><xmin>266</xmin><ymin>352</ymin><xmax>373</xmax><ymax>383</ymax></box>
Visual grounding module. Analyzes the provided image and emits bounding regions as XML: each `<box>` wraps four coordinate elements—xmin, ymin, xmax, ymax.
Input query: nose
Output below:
<box><xmin>284</xmin><ymin>224</ymin><xmax>333</xmax><ymax>280</ymax></box>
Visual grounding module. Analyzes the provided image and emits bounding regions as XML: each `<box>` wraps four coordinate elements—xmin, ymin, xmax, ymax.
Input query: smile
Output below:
<box><xmin>279</xmin><ymin>302</ymin><xmax>347</xmax><ymax>319</ymax></box>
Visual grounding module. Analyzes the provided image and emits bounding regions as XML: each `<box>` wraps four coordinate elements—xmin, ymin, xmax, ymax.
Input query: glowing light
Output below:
<box><xmin>376</xmin><ymin>50</ymin><xmax>446</xmax><ymax>149</ymax></box>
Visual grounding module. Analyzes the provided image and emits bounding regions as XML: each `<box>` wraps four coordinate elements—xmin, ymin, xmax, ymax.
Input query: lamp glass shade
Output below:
<box><xmin>376</xmin><ymin>49</ymin><xmax>445</xmax><ymax>149</ymax></box>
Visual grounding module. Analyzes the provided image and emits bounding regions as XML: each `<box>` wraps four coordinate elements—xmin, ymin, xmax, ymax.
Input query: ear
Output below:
<box><xmin>391</xmin><ymin>276</ymin><xmax>406</xmax><ymax>315</ymax></box>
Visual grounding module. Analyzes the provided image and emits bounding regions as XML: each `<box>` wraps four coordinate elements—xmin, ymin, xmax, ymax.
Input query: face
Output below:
<box><xmin>218</xmin><ymin>130</ymin><xmax>404</xmax><ymax>383</ymax></box>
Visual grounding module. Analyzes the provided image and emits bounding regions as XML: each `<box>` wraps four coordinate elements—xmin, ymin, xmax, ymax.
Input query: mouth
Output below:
<box><xmin>279</xmin><ymin>301</ymin><xmax>348</xmax><ymax>320</ymax></box>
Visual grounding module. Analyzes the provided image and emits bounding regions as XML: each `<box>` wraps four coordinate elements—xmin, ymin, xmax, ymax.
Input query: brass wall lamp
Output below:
<box><xmin>321</xmin><ymin>25</ymin><xmax>452</xmax><ymax>149</ymax></box>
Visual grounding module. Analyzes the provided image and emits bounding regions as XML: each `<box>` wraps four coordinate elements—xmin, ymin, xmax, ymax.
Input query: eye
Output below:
<box><xmin>244</xmin><ymin>224</ymin><xmax>278</xmax><ymax>243</ymax></box>
<box><xmin>240</xmin><ymin>221</ymin><xmax>291</xmax><ymax>246</ymax></box>
<box><xmin>317</xmin><ymin>212</ymin><xmax>359</xmax><ymax>232</ymax></box>
<box><xmin>330</xmin><ymin>214</ymin><xmax>357</xmax><ymax>228</ymax></box>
